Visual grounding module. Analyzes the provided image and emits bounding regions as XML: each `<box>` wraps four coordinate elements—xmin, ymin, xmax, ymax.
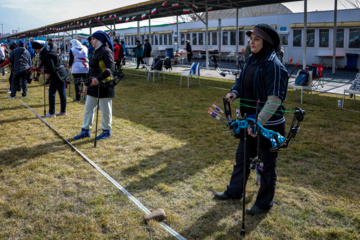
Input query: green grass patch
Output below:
<box><xmin>0</xmin><ymin>67</ymin><xmax>359</xmax><ymax>239</ymax></box>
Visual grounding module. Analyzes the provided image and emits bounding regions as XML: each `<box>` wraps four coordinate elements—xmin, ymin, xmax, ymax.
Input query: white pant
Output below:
<box><xmin>82</xmin><ymin>95</ymin><xmax>112</xmax><ymax>130</ymax></box>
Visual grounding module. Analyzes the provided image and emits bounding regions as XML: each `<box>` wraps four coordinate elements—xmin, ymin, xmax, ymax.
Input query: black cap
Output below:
<box><xmin>32</xmin><ymin>41</ymin><xmax>44</xmax><ymax>49</ymax></box>
<box><xmin>246</xmin><ymin>24</ymin><xmax>280</xmax><ymax>51</ymax></box>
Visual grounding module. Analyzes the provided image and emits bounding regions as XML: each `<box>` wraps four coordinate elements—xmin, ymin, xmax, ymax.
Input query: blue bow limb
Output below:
<box><xmin>230</xmin><ymin>118</ymin><xmax>285</xmax><ymax>149</ymax></box>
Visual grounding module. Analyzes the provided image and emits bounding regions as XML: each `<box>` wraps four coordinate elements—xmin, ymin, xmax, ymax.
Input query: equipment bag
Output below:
<box><xmin>295</xmin><ymin>70</ymin><xmax>309</xmax><ymax>86</ymax></box>
<box><xmin>164</xmin><ymin>57</ymin><xmax>172</xmax><ymax>70</ymax></box>
<box><xmin>151</xmin><ymin>58</ymin><xmax>163</xmax><ymax>70</ymax></box>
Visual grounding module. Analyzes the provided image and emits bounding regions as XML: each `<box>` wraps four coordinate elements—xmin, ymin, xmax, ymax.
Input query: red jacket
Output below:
<box><xmin>114</xmin><ymin>44</ymin><xmax>120</xmax><ymax>61</ymax></box>
<box><xmin>113</xmin><ymin>44</ymin><xmax>124</xmax><ymax>61</ymax></box>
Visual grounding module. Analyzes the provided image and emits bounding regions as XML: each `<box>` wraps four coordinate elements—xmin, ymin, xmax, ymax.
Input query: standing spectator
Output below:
<box><xmin>32</xmin><ymin>41</ymin><xmax>69</xmax><ymax>117</ymax></box>
<box><xmin>73</xmin><ymin>30</ymin><xmax>115</xmax><ymax>140</ymax></box>
<box><xmin>134</xmin><ymin>40</ymin><xmax>144</xmax><ymax>69</ymax></box>
<box><xmin>87</xmin><ymin>37</ymin><xmax>95</xmax><ymax>60</ymax></box>
<box><xmin>1</xmin><ymin>43</ymin><xmax>18</xmax><ymax>92</ymax></box>
<box><xmin>0</xmin><ymin>43</ymin><xmax>5</xmax><ymax>76</ymax></box>
<box><xmin>46</xmin><ymin>38</ymin><xmax>56</xmax><ymax>51</ymax></box>
<box><xmin>8</xmin><ymin>41</ymin><xmax>32</xmax><ymax>98</ymax></box>
<box><xmin>26</xmin><ymin>42</ymin><xmax>35</xmax><ymax>60</ymax></box>
<box><xmin>121</xmin><ymin>40</ymin><xmax>127</xmax><ymax>55</ymax></box>
<box><xmin>113</xmin><ymin>39</ymin><xmax>124</xmax><ymax>71</ymax></box>
<box><xmin>186</xmin><ymin>40</ymin><xmax>193</xmax><ymax>64</ymax></box>
<box><xmin>244</xmin><ymin>40</ymin><xmax>252</xmax><ymax>59</ymax></box>
<box><xmin>69</xmin><ymin>39</ymin><xmax>89</xmax><ymax>102</ymax></box>
<box><xmin>143</xmin><ymin>39</ymin><xmax>152</xmax><ymax>58</ymax></box>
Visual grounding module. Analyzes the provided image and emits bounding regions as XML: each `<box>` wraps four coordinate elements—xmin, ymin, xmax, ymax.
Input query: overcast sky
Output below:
<box><xmin>0</xmin><ymin>0</ymin><xmax>357</xmax><ymax>34</ymax></box>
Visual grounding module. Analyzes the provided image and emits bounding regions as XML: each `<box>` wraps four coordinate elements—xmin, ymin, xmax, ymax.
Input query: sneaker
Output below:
<box><xmin>246</xmin><ymin>205</ymin><xmax>268</xmax><ymax>215</ymax></box>
<box><xmin>22</xmin><ymin>93</ymin><xmax>27</xmax><ymax>97</ymax></box>
<box><xmin>96</xmin><ymin>129</ymin><xmax>111</xmax><ymax>140</ymax></box>
<box><xmin>73</xmin><ymin>128</ymin><xmax>91</xmax><ymax>140</ymax></box>
<box><xmin>56</xmin><ymin>111</ymin><xmax>67</xmax><ymax>116</ymax></box>
<box><xmin>214</xmin><ymin>192</ymin><xmax>240</xmax><ymax>200</ymax></box>
<box><xmin>73</xmin><ymin>99</ymin><xmax>81</xmax><ymax>103</ymax></box>
<box><xmin>44</xmin><ymin>113</ymin><xmax>56</xmax><ymax>118</ymax></box>
<box><xmin>214</xmin><ymin>192</ymin><xmax>231</xmax><ymax>200</ymax></box>
<box><xmin>8</xmin><ymin>96</ymin><xmax>15</xmax><ymax>99</ymax></box>
<box><xmin>135</xmin><ymin>67</ymin><xmax>139</xmax><ymax>69</ymax></box>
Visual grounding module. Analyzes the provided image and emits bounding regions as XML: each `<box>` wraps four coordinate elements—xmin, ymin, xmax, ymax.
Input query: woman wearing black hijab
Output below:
<box><xmin>214</xmin><ymin>24</ymin><xmax>288</xmax><ymax>216</ymax></box>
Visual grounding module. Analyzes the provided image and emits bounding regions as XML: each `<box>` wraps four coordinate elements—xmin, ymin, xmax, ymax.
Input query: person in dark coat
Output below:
<box><xmin>32</xmin><ymin>40</ymin><xmax>69</xmax><ymax>117</ymax></box>
<box><xmin>143</xmin><ymin>39</ymin><xmax>152</xmax><ymax>58</ymax></box>
<box><xmin>8</xmin><ymin>40</ymin><xmax>32</xmax><ymax>98</ymax></box>
<box><xmin>134</xmin><ymin>40</ymin><xmax>144</xmax><ymax>69</ymax></box>
<box><xmin>186</xmin><ymin>40</ymin><xmax>193</xmax><ymax>64</ymax></box>
<box><xmin>73</xmin><ymin>30</ymin><xmax>115</xmax><ymax>141</ymax></box>
<box><xmin>214</xmin><ymin>24</ymin><xmax>287</xmax><ymax>216</ymax></box>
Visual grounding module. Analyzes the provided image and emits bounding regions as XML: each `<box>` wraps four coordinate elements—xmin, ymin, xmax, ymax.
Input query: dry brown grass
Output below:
<box><xmin>0</xmin><ymin>67</ymin><xmax>359</xmax><ymax>240</ymax></box>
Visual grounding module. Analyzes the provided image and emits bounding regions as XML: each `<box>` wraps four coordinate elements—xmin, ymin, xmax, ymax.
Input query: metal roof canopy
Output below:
<box><xmin>7</xmin><ymin>0</ymin><xmax>301</xmax><ymax>38</ymax></box>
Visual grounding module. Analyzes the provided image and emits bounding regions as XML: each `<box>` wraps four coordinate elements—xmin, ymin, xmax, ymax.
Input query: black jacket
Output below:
<box><xmin>144</xmin><ymin>43</ymin><xmax>152</xmax><ymax>58</ymax></box>
<box><xmin>87</xmin><ymin>44</ymin><xmax>115</xmax><ymax>98</ymax></box>
<box><xmin>39</xmin><ymin>47</ymin><xmax>68</xmax><ymax>81</ymax></box>
<box><xmin>9</xmin><ymin>47</ymin><xmax>32</xmax><ymax>74</ymax></box>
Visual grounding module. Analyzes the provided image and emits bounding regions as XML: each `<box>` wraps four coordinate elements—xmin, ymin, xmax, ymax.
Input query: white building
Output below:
<box><xmin>118</xmin><ymin>8</ymin><xmax>360</xmax><ymax>69</ymax></box>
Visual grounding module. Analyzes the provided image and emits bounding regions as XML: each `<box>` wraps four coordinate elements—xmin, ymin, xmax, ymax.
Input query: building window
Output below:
<box><xmin>164</xmin><ymin>34</ymin><xmax>168</xmax><ymax>45</ymax></box>
<box><xmin>154</xmin><ymin>35</ymin><xmax>158</xmax><ymax>45</ymax></box>
<box><xmin>280</xmin><ymin>35</ymin><xmax>288</xmax><ymax>46</ymax></box>
<box><xmin>230</xmin><ymin>31</ymin><xmax>236</xmax><ymax>45</ymax></box>
<box><xmin>199</xmin><ymin>32</ymin><xmax>204</xmax><ymax>45</ymax></box>
<box><xmin>239</xmin><ymin>31</ymin><xmax>245</xmax><ymax>46</ymax></box>
<box><xmin>223</xmin><ymin>31</ymin><xmax>228</xmax><ymax>45</ymax></box>
<box><xmin>169</xmin><ymin>34</ymin><xmax>172</xmax><ymax>45</ymax></box>
<box><xmin>192</xmin><ymin>33</ymin><xmax>197</xmax><ymax>45</ymax></box>
<box><xmin>307</xmin><ymin>29</ymin><xmax>315</xmax><ymax>47</ymax></box>
<box><xmin>207</xmin><ymin>32</ymin><xmax>210</xmax><ymax>45</ymax></box>
<box><xmin>349</xmin><ymin>28</ymin><xmax>360</xmax><ymax>48</ymax></box>
<box><xmin>336</xmin><ymin>29</ymin><xmax>344</xmax><ymax>48</ymax></box>
<box><xmin>159</xmin><ymin>34</ymin><xmax>163</xmax><ymax>45</ymax></box>
<box><xmin>212</xmin><ymin>32</ymin><xmax>217</xmax><ymax>45</ymax></box>
<box><xmin>181</xmin><ymin>33</ymin><xmax>185</xmax><ymax>45</ymax></box>
<box><xmin>293</xmin><ymin>29</ymin><xmax>302</xmax><ymax>47</ymax></box>
<box><xmin>186</xmin><ymin>33</ymin><xmax>190</xmax><ymax>43</ymax></box>
<box><xmin>319</xmin><ymin>29</ymin><xmax>329</xmax><ymax>48</ymax></box>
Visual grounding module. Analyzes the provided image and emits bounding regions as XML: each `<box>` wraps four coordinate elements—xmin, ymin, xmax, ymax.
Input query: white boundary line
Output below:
<box><xmin>0</xmin><ymin>80</ymin><xmax>187</xmax><ymax>240</ymax></box>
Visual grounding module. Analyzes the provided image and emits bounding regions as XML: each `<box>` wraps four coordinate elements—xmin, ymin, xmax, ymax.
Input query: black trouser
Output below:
<box><xmin>0</xmin><ymin>60</ymin><xmax>5</xmax><ymax>75</ymax></box>
<box><xmin>10</xmin><ymin>71</ymin><xmax>28</xmax><ymax>97</ymax></box>
<box><xmin>73</xmin><ymin>73</ymin><xmax>87</xmax><ymax>101</ymax></box>
<box><xmin>48</xmin><ymin>74</ymin><xmax>66</xmax><ymax>115</ymax></box>
<box><xmin>225</xmin><ymin>122</ymin><xmax>285</xmax><ymax>210</ymax></box>
<box><xmin>115</xmin><ymin>59</ymin><xmax>121</xmax><ymax>71</ymax></box>
<box><xmin>187</xmin><ymin>54</ymin><xmax>192</xmax><ymax>64</ymax></box>
<box><xmin>136</xmin><ymin>57</ymin><xmax>144</xmax><ymax>68</ymax></box>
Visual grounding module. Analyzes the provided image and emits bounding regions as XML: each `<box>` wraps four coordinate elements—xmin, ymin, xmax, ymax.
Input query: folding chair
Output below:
<box><xmin>342</xmin><ymin>73</ymin><xmax>360</xmax><ymax>108</ymax></box>
<box><xmin>143</xmin><ymin>57</ymin><xmax>154</xmax><ymax>75</ymax></box>
<box><xmin>310</xmin><ymin>64</ymin><xmax>325</xmax><ymax>90</ymax></box>
<box><xmin>147</xmin><ymin>59</ymin><xmax>165</xmax><ymax>83</ymax></box>
<box><xmin>180</xmin><ymin>62</ymin><xmax>201</xmax><ymax>87</ymax></box>
<box><xmin>288</xmin><ymin>70</ymin><xmax>313</xmax><ymax>104</ymax></box>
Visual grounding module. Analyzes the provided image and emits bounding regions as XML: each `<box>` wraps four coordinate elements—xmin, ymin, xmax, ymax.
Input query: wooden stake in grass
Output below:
<box><xmin>143</xmin><ymin>208</ymin><xmax>167</xmax><ymax>224</ymax></box>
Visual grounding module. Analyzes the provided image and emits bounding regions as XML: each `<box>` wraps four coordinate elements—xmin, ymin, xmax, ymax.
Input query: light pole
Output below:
<box><xmin>1</xmin><ymin>23</ymin><xmax>3</xmax><ymax>38</ymax></box>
